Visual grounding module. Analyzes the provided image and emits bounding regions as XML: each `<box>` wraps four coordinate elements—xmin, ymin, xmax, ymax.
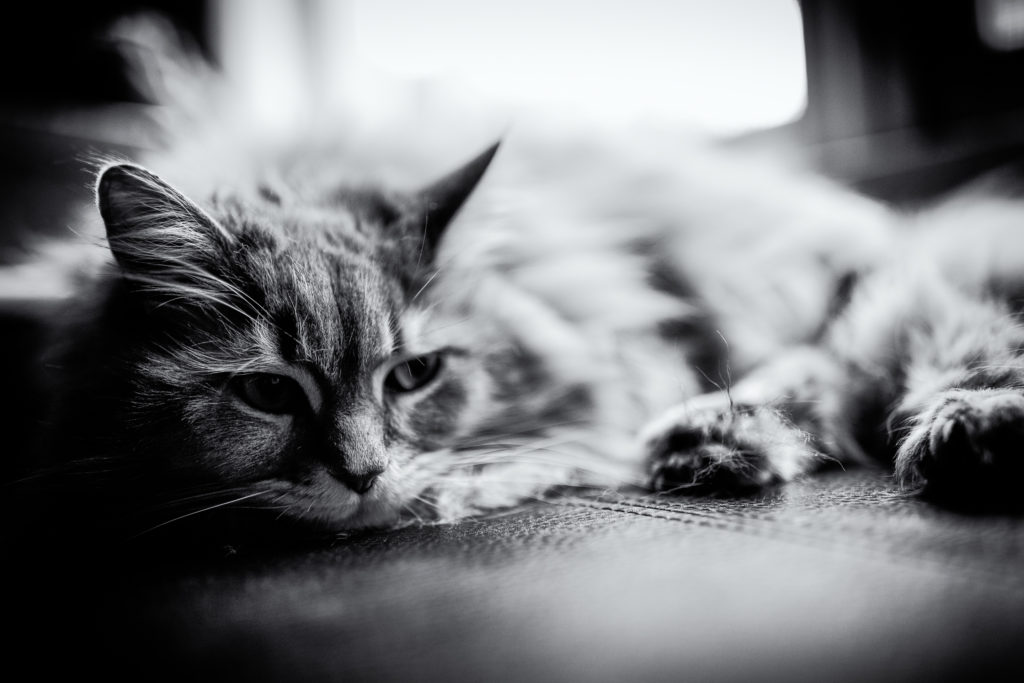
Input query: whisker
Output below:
<box><xmin>132</xmin><ymin>490</ymin><xmax>270</xmax><ymax>537</ymax></box>
<box><xmin>456</xmin><ymin>417</ymin><xmax>594</xmax><ymax>445</ymax></box>
<box><xmin>400</xmin><ymin>500</ymin><xmax>430</xmax><ymax>525</ymax></box>
<box><xmin>145</xmin><ymin>484</ymin><xmax>264</xmax><ymax>511</ymax></box>
<box><xmin>419</xmin><ymin>316</ymin><xmax>473</xmax><ymax>336</ymax></box>
<box><xmin>411</xmin><ymin>268</ymin><xmax>443</xmax><ymax>302</ymax></box>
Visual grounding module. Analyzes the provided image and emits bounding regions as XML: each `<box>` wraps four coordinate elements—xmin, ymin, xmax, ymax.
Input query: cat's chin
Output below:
<box><xmin>258</xmin><ymin>476</ymin><xmax>407</xmax><ymax>532</ymax></box>
<box><xmin>308</xmin><ymin>496</ymin><xmax>406</xmax><ymax>531</ymax></box>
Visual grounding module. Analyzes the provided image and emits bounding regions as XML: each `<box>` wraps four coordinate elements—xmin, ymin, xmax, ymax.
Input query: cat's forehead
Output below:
<box><xmin>208</xmin><ymin>193</ymin><xmax>418</xmax><ymax>370</ymax></box>
<box><xmin>274</xmin><ymin>245</ymin><xmax>400</xmax><ymax>368</ymax></box>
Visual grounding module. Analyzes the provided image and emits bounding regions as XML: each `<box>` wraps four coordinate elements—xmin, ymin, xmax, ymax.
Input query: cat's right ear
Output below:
<box><xmin>409</xmin><ymin>141</ymin><xmax>501</xmax><ymax>257</ymax></box>
<box><xmin>97</xmin><ymin>163</ymin><xmax>231</xmax><ymax>274</ymax></box>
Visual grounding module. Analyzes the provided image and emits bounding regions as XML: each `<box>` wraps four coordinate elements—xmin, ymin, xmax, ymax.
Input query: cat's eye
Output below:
<box><xmin>384</xmin><ymin>354</ymin><xmax>444</xmax><ymax>393</ymax></box>
<box><xmin>232</xmin><ymin>373</ymin><xmax>307</xmax><ymax>414</ymax></box>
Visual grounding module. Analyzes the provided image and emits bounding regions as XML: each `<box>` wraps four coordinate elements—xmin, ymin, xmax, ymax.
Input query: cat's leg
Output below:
<box><xmin>643</xmin><ymin>265</ymin><xmax>1024</xmax><ymax>497</ymax></box>
<box><xmin>641</xmin><ymin>345</ymin><xmax>860</xmax><ymax>494</ymax></box>
<box><xmin>641</xmin><ymin>266</ymin><xmax>915</xmax><ymax>495</ymax></box>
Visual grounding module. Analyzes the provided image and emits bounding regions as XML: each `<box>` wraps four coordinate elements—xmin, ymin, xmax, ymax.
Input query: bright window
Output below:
<box><xmin>214</xmin><ymin>0</ymin><xmax>807</xmax><ymax>138</ymax></box>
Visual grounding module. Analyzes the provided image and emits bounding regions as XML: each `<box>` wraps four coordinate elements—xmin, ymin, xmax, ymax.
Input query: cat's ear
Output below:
<box><xmin>411</xmin><ymin>141</ymin><xmax>500</xmax><ymax>253</ymax></box>
<box><xmin>97</xmin><ymin>163</ymin><xmax>230</xmax><ymax>274</ymax></box>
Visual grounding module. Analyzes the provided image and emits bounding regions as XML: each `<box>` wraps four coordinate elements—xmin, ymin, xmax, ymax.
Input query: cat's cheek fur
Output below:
<box><xmin>182</xmin><ymin>396</ymin><xmax>294</xmax><ymax>481</ymax></box>
<box><xmin>402</xmin><ymin>375</ymin><xmax>469</xmax><ymax>445</ymax></box>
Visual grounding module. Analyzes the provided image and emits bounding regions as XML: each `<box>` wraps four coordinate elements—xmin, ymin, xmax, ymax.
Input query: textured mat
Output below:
<box><xmin>9</xmin><ymin>469</ymin><xmax>1021</xmax><ymax>682</ymax></box>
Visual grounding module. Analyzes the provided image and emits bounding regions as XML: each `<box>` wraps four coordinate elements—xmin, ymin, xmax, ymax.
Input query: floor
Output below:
<box><xmin>8</xmin><ymin>469</ymin><xmax>1023</xmax><ymax>682</ymax></box>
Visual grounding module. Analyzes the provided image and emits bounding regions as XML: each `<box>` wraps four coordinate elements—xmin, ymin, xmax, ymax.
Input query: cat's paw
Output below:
<box><xmin>895</xmin><ymin>388</ymin><xmax>1024</xmax><ymax>495</ymax></box>
<box><xmin>640</xmin><ymin>395</ymin><xmax>816</xmax><ymax>495</ymax></box>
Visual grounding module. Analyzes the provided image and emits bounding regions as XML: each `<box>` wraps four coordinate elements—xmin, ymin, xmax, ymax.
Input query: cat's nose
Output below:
<box><xmin>333</xmin><ymin>468</ymin><xmax>382</xmax><ymax>494</ymax></box>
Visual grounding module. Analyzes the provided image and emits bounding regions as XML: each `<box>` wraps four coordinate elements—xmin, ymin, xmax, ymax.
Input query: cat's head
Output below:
<box><xmin>86</xmin><ymin>143</ymin><xmax>540</xmax><ymax>531</ymax></box>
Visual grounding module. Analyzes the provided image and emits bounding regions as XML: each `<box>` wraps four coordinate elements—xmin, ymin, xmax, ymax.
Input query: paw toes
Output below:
<box><xmin>647</xmin><ymin>433</ymin><xmax>775</xmax><ymax>495</ymax></box>
<box><xmin>643</xmin><ymin>402</ymin><xmax>818</xmax><ymax>497</ymax></box>
<box><xmin>897</xmin><ymin>389</ymin><xmax>1024</xmax><ymax>498</ymax></box>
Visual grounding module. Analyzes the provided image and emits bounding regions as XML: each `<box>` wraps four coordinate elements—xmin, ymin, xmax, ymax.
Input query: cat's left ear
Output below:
<box><xmin>96</xmin><ymin>163</ymin><xmax>231</xmax><ymax>275</ymax></box>
<box><xmin>411</xmin><ymin>141</ymin><xmax>500</xmax><ymax>254</ymax></box>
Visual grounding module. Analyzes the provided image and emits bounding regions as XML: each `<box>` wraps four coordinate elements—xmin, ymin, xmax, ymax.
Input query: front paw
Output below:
<box><xmin>895</xmin><ymin>389</ymin><xmax>1024</xmax><ymax>495</ymax></box>
<box><xmin>641</xmin><ymin>398</ymin><xmax>815</xmax><ymax>495</ymax></box>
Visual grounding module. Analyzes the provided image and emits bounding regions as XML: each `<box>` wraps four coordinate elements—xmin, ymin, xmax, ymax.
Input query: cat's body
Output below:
<box><xmin>7</xmin><ymin>22</ymin><xmax>1024</xmax><ymax>545</ymax></box>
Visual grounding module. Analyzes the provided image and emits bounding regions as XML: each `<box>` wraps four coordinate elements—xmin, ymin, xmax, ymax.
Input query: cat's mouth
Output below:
<box><xmin>254</xmin><ymin>471</ymin><xmax>406</xmax><ymax>530</ymax></box>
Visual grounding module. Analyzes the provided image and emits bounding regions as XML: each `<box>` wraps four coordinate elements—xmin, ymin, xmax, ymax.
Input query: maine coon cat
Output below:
<box><xmin>8</xmin><ymin>19</ymin><xmax>1024</xmax><ymax>543</ymax></box>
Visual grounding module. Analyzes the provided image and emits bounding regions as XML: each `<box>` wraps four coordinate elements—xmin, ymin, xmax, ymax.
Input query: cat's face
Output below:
<box><xmin>94</xmin><ymin>146</ymin><xmax>507</xmax><ymax>530</ymax></box>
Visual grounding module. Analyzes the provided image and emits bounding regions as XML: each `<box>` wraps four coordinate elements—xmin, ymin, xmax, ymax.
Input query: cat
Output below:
<box><xmin>7</xmin><ymin>17</ymin><xmax>1024</xmax><ymax>547</ymax></box>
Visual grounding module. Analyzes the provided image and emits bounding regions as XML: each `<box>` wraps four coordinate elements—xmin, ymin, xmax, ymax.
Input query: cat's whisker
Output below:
<box><xmin>411</xmin><ymin>268</ymin><xmax>444</xmax><ymax>303</ymax></box>
<box><xmin>456</xmin><ymin>417</ymin><xmax>595</xmax><ymax>445</ymax></box>
<box><xmin>418</xmin><ymin>316</ymin><xmax>473</xmax><ymax>336</ymax></box>
<box><xmin>401</xmin><ymin>270</ymin><xmax>458</xmax><ymax>318</ymax></box>
<box><xmin>479</xmin><ymin>429</ymin><xmax>594</xmax><ymax>452</ymax></box>
<box><xmin>149</xmin><ymin>339</ymin><xmax>272</xmax><ymax>380</ymax></box>
<box><xmin>397</xmin><ymin>493</ymin><xmax>430</xmax><ymax>516</ymax></box>
<box><xmin>446</xmin><ymin>446</ymin><xmax>584</xmax><ymax>467</ymax></box>
<box><xmin>226</xmin><ymin>355</ymin><xmax>268</xmax><ymax>376</ymax></box>
<box><xmin>414</xmin><ymin>298</ymin><xmax>446</xmax><ymax>317</ymax></box>
<box><xmin>6</xmin><ymin>462</ymin><xmax>123</xmax><ymax>485</ymax></box>
<box><xmin>128</xmin><ymin>272</ymin><xmax>257</xmax><ymax>323</ymax></box>
<box><xmin>970</xmin><ymin>362</ymin><xmax>1024</xmax><ymax>371</ymax></box>
<box><xmin>430</xmin><ymin>436</ymin><xmax>634</xmax><ymax>483</ymax></box>
<box><xmin>399</xmin><ymin>500</ymin><xmax>431</xmax><ymax>525</ymax></box>
<box><xmin>145</xmin><ymin>484</ymin><xmax>264</xmax><ymax>511</ymax></box>
<box><xmin>132</xmin><ymin>490</ymin><xmax>271</xmax><ymax>537</ymax></box>
<box><xmin>263</xmin><ymin>491</ymin><xmax>293</xmax><ymax>512</ymax></box>
<box><xmin>159</xmin><ymin>256</ymin><xmax>267</xmax><ymax>318</ymax></box>
<box><xmin>129</xmin><ymin>252</ymin><xmax>305</xmax><ymax>350</ymax></box>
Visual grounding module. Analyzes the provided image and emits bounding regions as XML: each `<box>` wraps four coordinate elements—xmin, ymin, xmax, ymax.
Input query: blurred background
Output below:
<box><xmin>4</xmin><ymin>0</ymin><xmax>1024</xmax><ymax>252</ymax></box>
